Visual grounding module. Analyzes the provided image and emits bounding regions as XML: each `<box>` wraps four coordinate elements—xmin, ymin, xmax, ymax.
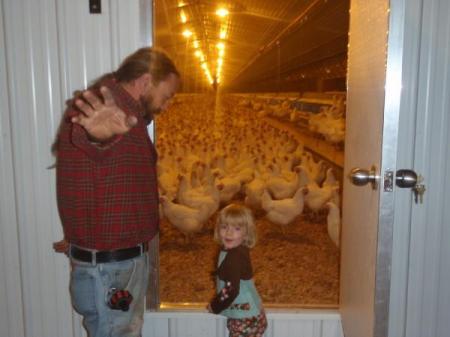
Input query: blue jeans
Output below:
<box><xmin>70</xmin><ymin>252</ymin><xmax>149</xmax><ymax>337</ymax></box>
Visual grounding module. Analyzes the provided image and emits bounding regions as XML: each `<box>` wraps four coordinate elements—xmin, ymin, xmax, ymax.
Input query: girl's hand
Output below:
<box><xmin>53</xmin><ymin>239</ymin><xmax>69</xmax><ymax>255</ymax></box>
<box><xmin>72</xmin><ymin>86</ymin><xmax>138</xmax><ymax>141</ymax></box>
<box><xmin>220</xmin><ymin>281</ymin><xmax>232</xmax><ymax>301</ymax></box>
<box><xmin>206</xmin><ymin>304</ymin><xmax>213</xmax><ymax>313</ymax></box>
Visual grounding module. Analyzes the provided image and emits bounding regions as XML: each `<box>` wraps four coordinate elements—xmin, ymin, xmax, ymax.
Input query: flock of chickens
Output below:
<box><xmin>238</xmin><ymin>93</ymin><xmax>346</xmax><ymax>147</ymax></box>
<box><xmin>155</xmin><ymin>93</ymin><xmax>343</xmax><ymax>248</ymax></box>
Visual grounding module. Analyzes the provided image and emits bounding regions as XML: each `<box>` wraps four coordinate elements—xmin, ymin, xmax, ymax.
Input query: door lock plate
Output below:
<box><xmin>384</xmin><ymin>170</ymin><xmax>394</xmax><ymax>192</ymax></box>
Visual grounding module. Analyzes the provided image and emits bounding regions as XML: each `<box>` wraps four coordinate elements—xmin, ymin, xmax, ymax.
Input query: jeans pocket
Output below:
<box><xmin>100</xmin><ymin>259</ymin><xmax>137</xmax><ymax>294</ymax></box>
<box><xmin>70</xmin><ymin>265</ymin><xmax>97</xmax><ymax>316</ymax></box>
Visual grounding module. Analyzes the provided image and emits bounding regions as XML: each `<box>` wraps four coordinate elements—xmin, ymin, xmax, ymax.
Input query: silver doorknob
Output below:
<box><xmin>395</xmin><ymin>169</ymin><xmax>418</xmax><ymax>188</ymax></box>
<box><xmin>349</xmin><ymin>166</ymin><xmax>379</xmax><ymax>190</ymax></box>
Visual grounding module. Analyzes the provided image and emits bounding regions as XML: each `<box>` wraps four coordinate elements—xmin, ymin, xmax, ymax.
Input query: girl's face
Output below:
<box><xmin>219</xmin><ymin>223</ymin><xmax>246</xmax><ymax>249</ymax></box>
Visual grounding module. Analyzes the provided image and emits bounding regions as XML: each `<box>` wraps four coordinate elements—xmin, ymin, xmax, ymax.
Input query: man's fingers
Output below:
<box><xmin>126</xmin><ymin>116</ymin><xmax>138</xmax><ymax>128</ymax></box>
<box><xmin>75</xmin><ymin>98</ymin><xmax>94</xmax><ymax>116</ymax></box>
<box><xmin>100</xmin><ymin>86</ymin><xmax>116</xmax><ymax>107</ymax></box>
<box><xmin>53</xmin><ymin>240</ymin><xmax>69</xmax><ymax>253</ymax></box>
<box><xmin>82</xmin><ymin>90</ymin><xmax>104</xmax><ymax>111</ymax></box>
<box><xmin>71</xmin><ymin>114</ymin><xmax>87</xmax><ymax>127</ymax></box>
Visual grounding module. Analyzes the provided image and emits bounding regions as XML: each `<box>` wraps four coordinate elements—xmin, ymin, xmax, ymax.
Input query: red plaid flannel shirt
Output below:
<box><xmin>56</xmin><ymin>76</ymin><xmax>159</xmax><ymax>250</ymax></box>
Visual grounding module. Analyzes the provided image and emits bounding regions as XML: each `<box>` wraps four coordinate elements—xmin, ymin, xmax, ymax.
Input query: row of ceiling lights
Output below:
<box><xmin>178</xmin><ymin>2</ymin><xmax>229</xmax><ymax>86</ymax></box>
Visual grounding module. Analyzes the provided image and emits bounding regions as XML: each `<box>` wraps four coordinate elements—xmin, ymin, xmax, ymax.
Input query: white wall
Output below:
<box><xmin>387</xmin><ymin>1</ymin><xmax>450</xmax><ymax>337</ymax></box>
<box><xmin>0</xmin><ymin>1</ymin><xmax>25</xmax><ymax>336</ymax></box>
<box><xmin>0</xmin><ymin>1</ymin><xmax>144</xmax><ymax>336</ymax></box>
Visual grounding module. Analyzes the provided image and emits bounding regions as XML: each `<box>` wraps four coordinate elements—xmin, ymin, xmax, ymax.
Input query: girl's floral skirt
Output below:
<box><xmin>226</xmin><ymin>310</ymin><xmax>267</xmax><ymax>337</ymax></box>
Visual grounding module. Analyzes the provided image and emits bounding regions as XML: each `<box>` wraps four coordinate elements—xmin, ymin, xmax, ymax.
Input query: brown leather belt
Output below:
<box><xmin>70</xmin><ymin>243</ymin><xmax>148</xmax><ymax>264</ymax></box>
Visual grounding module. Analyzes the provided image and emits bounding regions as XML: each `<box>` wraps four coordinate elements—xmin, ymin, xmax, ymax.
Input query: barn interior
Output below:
<box><xmin>152</xmin><ymin>0</ymin><xmax>350</xmax><ymax>308</ymax></box>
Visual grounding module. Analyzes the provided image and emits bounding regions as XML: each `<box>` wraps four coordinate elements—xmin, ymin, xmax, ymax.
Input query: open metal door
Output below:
<box><xmin>340</xmin><ymin>0</ymin><xmax>405</xmax><ymax>336</ymax></box>
<box><xmin>341</xmin><ymin>0</ymin><xmax>450</xmax><ymax>336</ymax></box>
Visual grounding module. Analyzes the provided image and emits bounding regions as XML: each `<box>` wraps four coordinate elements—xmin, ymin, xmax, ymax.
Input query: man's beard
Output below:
<box><xmin>140</xmin><ymin>95</ymin><xmax>161</xmax><ymax>120</ymax></box>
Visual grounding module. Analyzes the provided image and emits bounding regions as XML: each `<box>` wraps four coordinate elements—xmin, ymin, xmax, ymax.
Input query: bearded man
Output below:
<box><xmin>53</xmin><ymin>47</ymin><xmax>180</xmax><ymax>337</ymax></box>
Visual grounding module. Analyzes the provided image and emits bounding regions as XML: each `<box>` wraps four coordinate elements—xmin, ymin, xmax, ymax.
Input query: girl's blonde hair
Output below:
<box><xmin>214</xmin><ymin>204</ymin><xmax>257</xmax><ymax>248</ymax></box>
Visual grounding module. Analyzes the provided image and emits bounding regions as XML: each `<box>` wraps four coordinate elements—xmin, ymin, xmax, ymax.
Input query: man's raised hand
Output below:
<box><xmin>72</xmin><ymin>86</ymin><xmax>138</xmax><ymax>141</ymax></box>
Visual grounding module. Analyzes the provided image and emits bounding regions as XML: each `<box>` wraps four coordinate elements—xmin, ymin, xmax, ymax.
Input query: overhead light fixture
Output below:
<box><xmin>194</xmin><ymin>50</ymin><xmax>205</xmax><ymax>62</ymax></box>
<box><xmin>182</xmin><ymin>29</ymin><xmax>193</xmax><ymax>38</ymax></box>
<box><xmin>216</xmin><ymin>42</ymin><xmax>225</xmax><ymax>50</ymax></box>
<box><xmin>180</xmin><ymin>11</ymin><xmax>187</xmax><ymax>23</ymax></box>
<box><xmin>193</xmin><ymin>40</ymin><xmax>199</xmax><ymax>48</ymax></box>
<box><xmin>216</xmin><ymin>8</ymin><xmax>229</xmax><ymax>17</ymax></box>
<box><xmin>220</xmin><ymin>29</ymin><xmax>227</xmax><ymax>39</ymax></box>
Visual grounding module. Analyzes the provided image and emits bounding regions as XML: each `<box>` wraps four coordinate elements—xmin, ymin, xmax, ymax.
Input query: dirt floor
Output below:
<box><xmin>159</xmin><ymin>205</ymin><xmax>340</xmax><ymax>307</ymax></box>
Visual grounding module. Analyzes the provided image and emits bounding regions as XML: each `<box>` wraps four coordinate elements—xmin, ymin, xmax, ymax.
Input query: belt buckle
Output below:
<box><xmin>69</xmin><ymin>244</ymin><xmax>98</xmax><ymax>266</ymax></box>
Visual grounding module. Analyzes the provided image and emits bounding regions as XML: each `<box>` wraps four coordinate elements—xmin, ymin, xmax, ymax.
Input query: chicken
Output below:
<box><xmin>261</xmin><ymin>186</ymin><xmax>307</xmax><ymax>233</ymax></box>
<box><xmin>304</xmin><ymin>183</ymin><xmax>338</xmax><ymax>221</ymax></box>
<box><xmin>156</xmin><ymin>152</ymin><xmax>184</xmax><ymax>200</ymax></box>
<box><xmin>176</xmin><ymin>174</ymin><xmax>216</xmax><ymax>221</ymax></box>
<box><xmin>216</xmin><ymin>175</ymin><xmax>242</xmax><ymax>203</ymax></box>
<box><xmin>322</xmin><ymin>168</ymin><xmax>341</xmax><ymax>207</ymax></box>
<box><xmin>326</xmin><ymin>201</ymin><xmax>341</xmax><ymax>247</ymax></box>
<box><xmin>159</xmin><ymin>196</ymin><xmax>205</xmax><ymax>242</ymax></box>
<box><xmin>157</xmin><ymin>164</ymin><xmax>179</xmax><ymax>200</ymax></box>
<box><xmin>293</xmin><ymin>164</ymin><xmax>313</xmax><ymax>189</ymax></box>
<box><xmin>201</xmin><ymin>168</ymin><xmax>221</xmax><ymax>217</ymax></box>
<box><xmin>265</xmin><ymin>167</ymin><xmax>300</xmax><ymax>200</ymax></box>
<box><xmin>244</xmin><ymin>172</ymin><xmax>267</xmax><ymax>210</ymax></box>
<box><xmin>322</xmin><ymin>167</ymin><xmax>337</xmax><ymax>187</ymax></box>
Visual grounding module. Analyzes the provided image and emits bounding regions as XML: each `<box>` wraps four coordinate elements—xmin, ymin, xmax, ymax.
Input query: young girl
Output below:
<box><xmin>208</xmin><ymin>204</ymin><xmax>267</xmax><ymax>337</ymax></box>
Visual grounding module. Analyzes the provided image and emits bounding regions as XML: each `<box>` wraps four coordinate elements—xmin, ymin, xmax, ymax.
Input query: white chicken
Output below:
<box><xmin>261</xmin><ymin>186</ymin><xmax>307</xmax><ymax>233</ymax></box>
<box><xmin>244</xmin><ymin>172</ymin><xmax>267</xmax><ymax>210</ymax></box>
<box><xmin>325</xmin><ymin>201</ymin><xmax>341</xmax><ymax>247</ymax></box>
<box><xmin>176</xmin><ymin>174</ymin><xmax>216</xmax><ymax>221</ymax></box>
<box><xmin>265</xmin><ymin>167</ymin><xmax>300</xmax><ymax>200</ymax></box>
<box><xmin>216</xmin><ymin>175</ymin><xmax>242</xmax><ymax>204</ymax></box>
<box><xmin>304</xmin><ymin>183</ymin><xmax>338</xmax><ymax>220</ymax></box>
<box><xmin>322</xmin><ymin>167</ymin><xmax>337</xmax><ymax>187</ymax></box>
<box><xmin>322</xmin><ymin>168</ymin><xmax>341</xmax><ymax>207</ymax></box>
<box><xmin>159</xmin><ymin>196</ymin><xmax>205</xmax><ymax>242</ymax></box>
<box><xmin>157</xmin><ymin>163</ymin><xmax>179</xmax><ymax>201</ymax></box>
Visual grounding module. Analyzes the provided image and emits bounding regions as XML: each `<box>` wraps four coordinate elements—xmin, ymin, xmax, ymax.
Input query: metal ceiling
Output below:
<box><xmin>154</xmin><ymin>0</ymin><xmax>350</xmax><ymax>92</ymax></box>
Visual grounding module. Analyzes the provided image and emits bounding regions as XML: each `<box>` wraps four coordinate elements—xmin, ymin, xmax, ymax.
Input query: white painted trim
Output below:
<box><xmin>387</xmin><ymin>0</ymin><xmax>424</xmax><ymax>336</ymax></box>
<box><xmin>146</xmin><ymin>309</ymin><xmax>341</xmax><ymax>319</ymax></box>
<box><xmin>143</xmin><ymin>310</ymin><xmax>343</xmax><ymax>337</ymax></box>
<box><xmin>374</xmin><ymin>0</ymin><xmax>408</xmax><ymax>335</ymax></box>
